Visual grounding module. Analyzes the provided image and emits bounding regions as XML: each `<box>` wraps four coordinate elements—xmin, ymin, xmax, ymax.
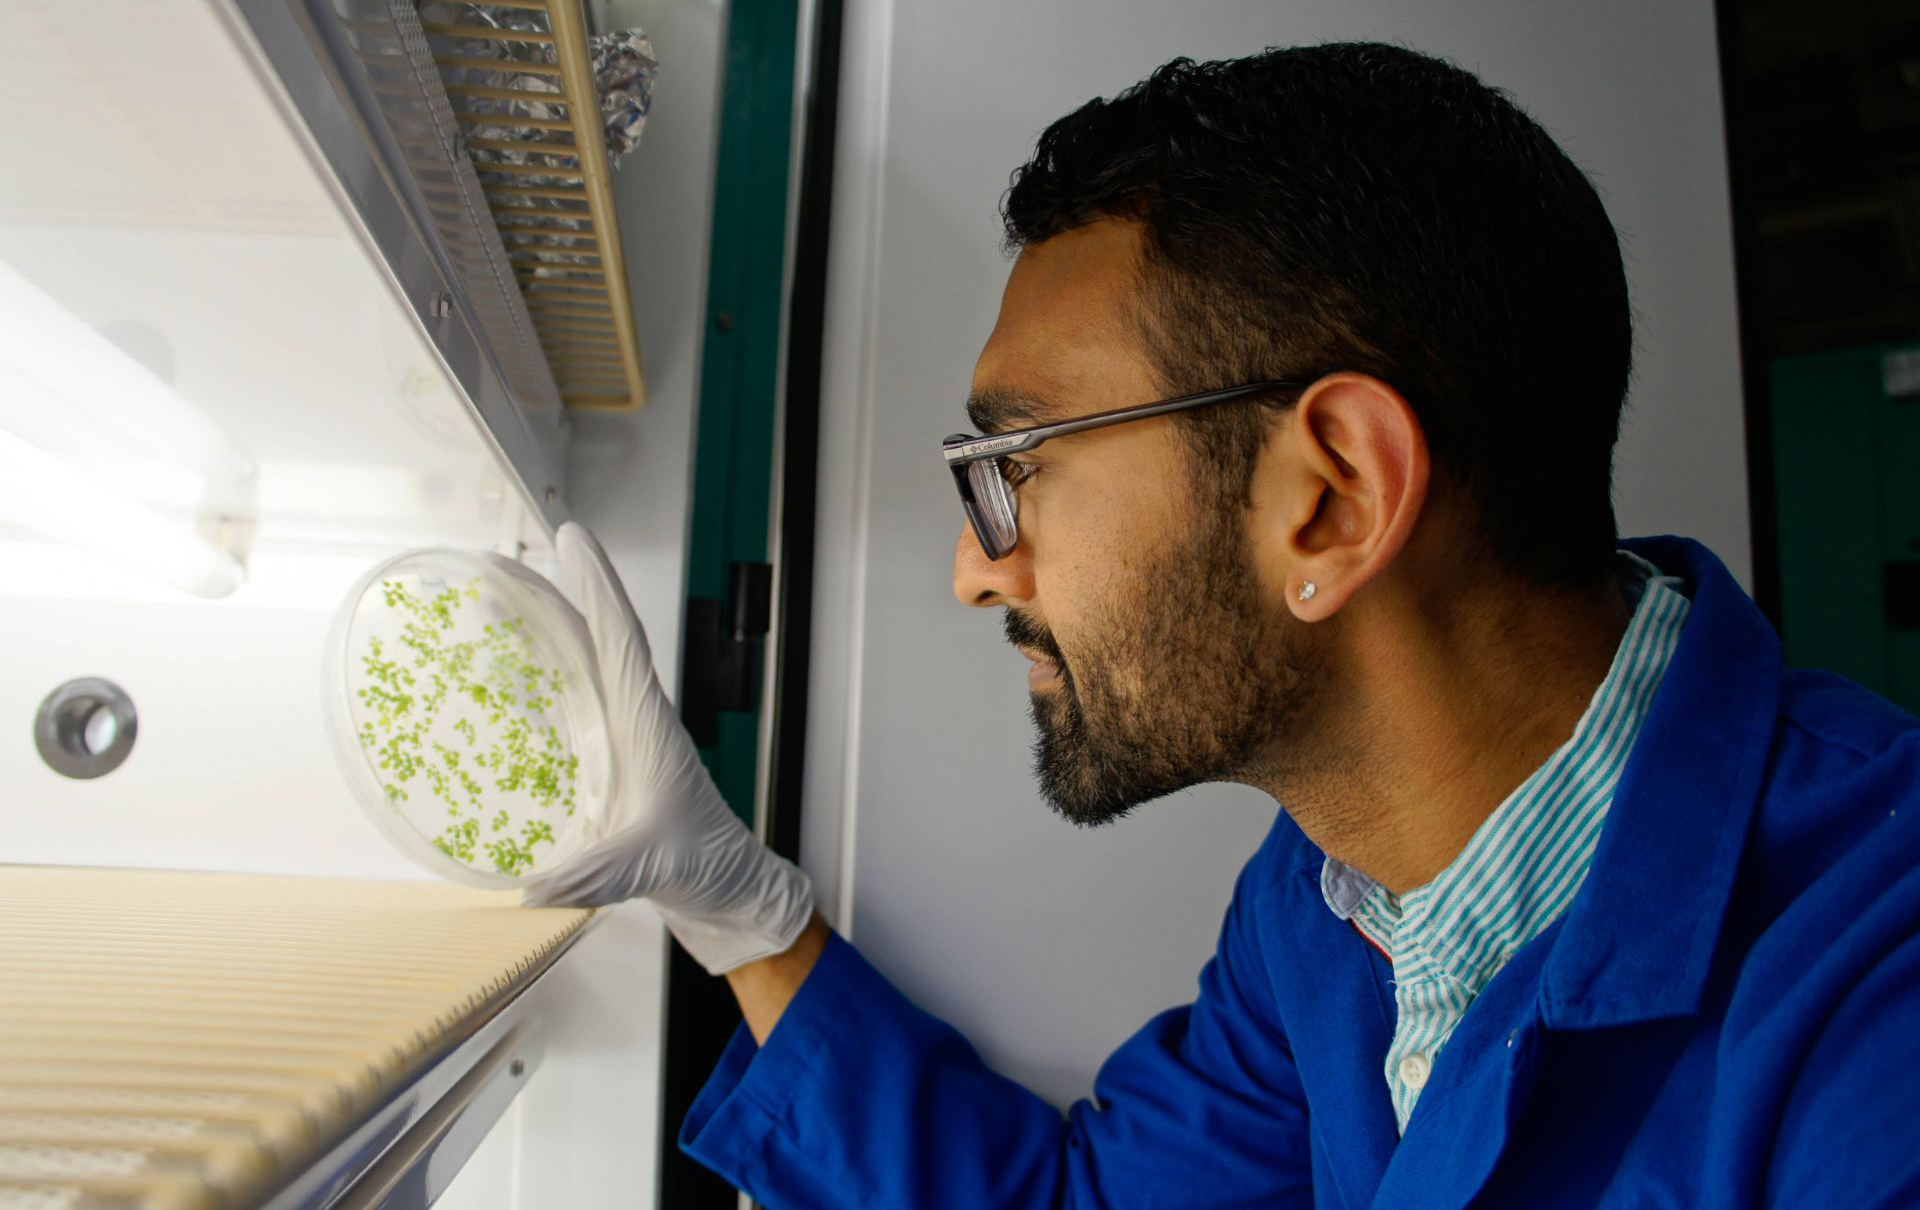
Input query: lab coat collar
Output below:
<box><xmin>1537</xmin><ymin>535</ymin><xmax>1779</xmax><ymax>1031</ymax></box>
<box><xmin>1373</xmin><ymin>537</ymin><xmax>1777</xmax><ymax>1210</ymax></box>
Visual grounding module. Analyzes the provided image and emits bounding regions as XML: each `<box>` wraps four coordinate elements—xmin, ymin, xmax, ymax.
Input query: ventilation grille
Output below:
<box><xmin>420</xmin><ymin>0</ymin><xmax>648</xmax><ymax>411</ymax></box>
<box><xmin>0</xmin><ymin>865</ymin><xmax>591</xmax><ymax>1209</ymax></box>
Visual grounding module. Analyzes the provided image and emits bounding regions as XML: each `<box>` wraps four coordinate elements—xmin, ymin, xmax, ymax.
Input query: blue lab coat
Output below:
<box><xmin>683</xmin><ymin>536</ymin><xmax>1920</xmax><ymax>1208</ymax></box>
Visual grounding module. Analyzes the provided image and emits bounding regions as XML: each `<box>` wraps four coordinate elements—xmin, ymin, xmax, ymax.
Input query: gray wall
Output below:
<box><xmin>802</xmin><ymin>0</ymin><xmax>1748</xmax><ymax>1108</ymax></box>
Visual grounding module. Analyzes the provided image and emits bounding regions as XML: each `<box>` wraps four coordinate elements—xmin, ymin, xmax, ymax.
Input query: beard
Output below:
<box><xmin>1005</xmin><ymin>504</ymin><xmax>1326</xmax><ymax>827</ymax></box>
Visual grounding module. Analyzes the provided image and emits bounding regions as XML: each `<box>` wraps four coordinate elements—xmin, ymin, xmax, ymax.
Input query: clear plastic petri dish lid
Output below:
<box><xmin>324</xmin><ymin>548</ymin><xmax>612</xmax><ymax>888</ymax></box>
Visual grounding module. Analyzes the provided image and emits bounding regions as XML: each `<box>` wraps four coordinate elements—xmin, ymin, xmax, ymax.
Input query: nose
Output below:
<box><xmin>952</xmin><ymin>522</ymin><xmax>1033</xmax><ymax>607</ymax></box>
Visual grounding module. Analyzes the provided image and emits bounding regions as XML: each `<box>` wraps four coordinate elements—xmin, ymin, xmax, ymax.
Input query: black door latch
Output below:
<box><xmin>1888</xmin><ymin>560</ymin><xmax>1920</xmax><ymax>631</ymax></box>
<box><xmin>681</xmin><ymin>561</ymin><xmax>773</xmax><ymax>747</ymax></box>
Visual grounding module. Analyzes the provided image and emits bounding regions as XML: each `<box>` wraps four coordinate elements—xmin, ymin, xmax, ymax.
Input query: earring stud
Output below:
<box><xmin>1298</xmin><ymin>580</ymin><xmax>1317</xmax><ymax>602</ymax></box>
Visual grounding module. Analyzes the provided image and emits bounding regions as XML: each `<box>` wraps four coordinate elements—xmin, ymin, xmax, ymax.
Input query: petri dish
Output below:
<box><xmin>324</xmin><ymin>548</ymin><xmax>611</xmax><ymax>887</ymax></box>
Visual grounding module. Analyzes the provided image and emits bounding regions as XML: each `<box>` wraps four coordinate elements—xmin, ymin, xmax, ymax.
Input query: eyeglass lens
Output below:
<box><xmin>966</xmin><ymin>458</ymin><xmax>1018</xmax><ymax>557</ymax></box>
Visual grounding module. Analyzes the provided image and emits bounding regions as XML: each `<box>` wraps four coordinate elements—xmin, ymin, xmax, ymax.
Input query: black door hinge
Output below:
<box><xmin>682</xmin><ymin>561</ymin><xmax>774</xmax><ymax>747</ymax></box>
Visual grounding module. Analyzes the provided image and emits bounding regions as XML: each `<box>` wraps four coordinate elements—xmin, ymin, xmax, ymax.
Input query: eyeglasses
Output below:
<box><xmin>942</xmin><ymin>380</ymin><xmax>1304</xmax><ymax>560</ymax></box>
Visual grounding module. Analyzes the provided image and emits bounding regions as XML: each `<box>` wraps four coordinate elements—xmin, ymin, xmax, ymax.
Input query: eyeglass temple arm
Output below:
<box><xmin>942</xmin><ymin>381</ymin><xmax>1301</xmax><ymax>464</ymax></box>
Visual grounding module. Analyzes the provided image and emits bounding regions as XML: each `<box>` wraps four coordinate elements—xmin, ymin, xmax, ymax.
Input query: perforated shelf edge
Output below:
<box><xmin>0</xmin><ymin>865</ymin><xmax>593</xmax><ymax>1210</ymax></box>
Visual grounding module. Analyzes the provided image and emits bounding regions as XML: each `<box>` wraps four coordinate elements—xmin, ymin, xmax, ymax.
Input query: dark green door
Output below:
<box><xmin>1770</xmin><ymin>343</ymin><xmax>1920</xmax><ymax>712</ymax></box>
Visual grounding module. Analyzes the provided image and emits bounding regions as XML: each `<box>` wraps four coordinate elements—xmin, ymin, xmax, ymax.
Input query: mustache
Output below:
<box><xmin>1003</xmin><ymin>609</ymin><xmax>1064</xmax><ymax>664</ymax></box>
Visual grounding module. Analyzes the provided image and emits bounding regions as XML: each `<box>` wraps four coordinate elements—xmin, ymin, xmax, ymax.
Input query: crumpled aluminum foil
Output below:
<box><xmin>592</xmin><ymin>29</ymin><xmax>656</xmax><ymax>164</ymax></box>
<box><xmin>421</xmin><ymin>3</ymin><xmax>656</xmax><ymax>171</ymax></box>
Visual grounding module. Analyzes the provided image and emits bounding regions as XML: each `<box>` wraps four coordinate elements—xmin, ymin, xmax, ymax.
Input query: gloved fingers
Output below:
<box><xmin>520</xmin><ymin>882</ymin><xmax>621</xmax><ymax>910</ymax></box>
<box><xmin>517</xmin><ymin>820</ymin><xmax>670</xmax><ymax>909</ymax></box>
<box><xmin>556</xmin><ymin>521</ymin><xmax>656</xmax><ymax>680</ymax></box>
<box><xmin>557</xmin><ymin>524</ymin><xmax>717</xmax><ymax>826</ymax></box>
<box><xmin>519</xmin><ymin>850</ymin><xmax>629</xmax><ymax>909</ymax></box>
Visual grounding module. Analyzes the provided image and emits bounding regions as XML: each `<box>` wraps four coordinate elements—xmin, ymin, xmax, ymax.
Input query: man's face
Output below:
<box><xmin>953</xmin><ymin>221</ymin><xmax>1327</xmax><ymax>825</ymax></box>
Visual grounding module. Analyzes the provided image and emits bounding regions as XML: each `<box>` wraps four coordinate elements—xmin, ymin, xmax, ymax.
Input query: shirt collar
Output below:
<box><xmin>1320</xmin><ymin>859</ymin><xmax>1377</xmax><ymax>920</ymax></box>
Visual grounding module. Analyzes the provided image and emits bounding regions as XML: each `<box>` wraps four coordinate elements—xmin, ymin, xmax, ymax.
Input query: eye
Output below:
<box><xmin>999</xmin><ymin>458</ymin><xmax>1041</xmax><ymax>488</ymax></box>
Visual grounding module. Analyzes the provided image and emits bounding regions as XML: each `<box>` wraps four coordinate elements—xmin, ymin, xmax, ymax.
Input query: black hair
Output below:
<box><xmin>1001</xmin><ymin>42</ymin><xmax>1632</xmax><ymax>587</ymax></box>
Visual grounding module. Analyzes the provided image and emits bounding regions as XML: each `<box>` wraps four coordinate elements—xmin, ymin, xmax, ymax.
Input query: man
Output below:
<box><xmin>529</xmin><ymin>43</ymin><xmax>1920</xmax><ymax>1208</ymax></box>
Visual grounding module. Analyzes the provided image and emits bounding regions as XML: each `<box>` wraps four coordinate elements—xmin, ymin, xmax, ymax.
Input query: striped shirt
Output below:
<box><xmin>1319</xmin><ymin>551</ymin><xmax>1691</xmax><ymax>1133</ymax></box>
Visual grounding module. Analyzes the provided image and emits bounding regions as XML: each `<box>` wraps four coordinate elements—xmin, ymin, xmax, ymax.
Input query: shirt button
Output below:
<box><xmin>1398</xmin><ymin>1053</ymin><xmax>1432</xmax><ymax>1090</ymax></box>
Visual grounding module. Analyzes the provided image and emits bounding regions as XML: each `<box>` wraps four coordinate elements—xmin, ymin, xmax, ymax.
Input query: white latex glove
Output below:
<box><xmin>521</xmin><ymin>522</ymin><xmax>814</xmax><ymax>975</ymax></box>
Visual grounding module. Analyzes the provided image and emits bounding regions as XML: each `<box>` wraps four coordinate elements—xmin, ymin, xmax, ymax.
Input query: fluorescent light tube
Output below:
<box><xmin>0</xmin><ymin>258</ymin><xmax>255</xmax><ymax>485</ymax></box>
<box><xmin>0</xmin><ymin>417</ymin><xmax>244</xmax><ymax>599</ymax></box>
<box><xmin>0</xmin><ymin>257</ymin><xmax>254</xmax><ymax>598</ymax></box>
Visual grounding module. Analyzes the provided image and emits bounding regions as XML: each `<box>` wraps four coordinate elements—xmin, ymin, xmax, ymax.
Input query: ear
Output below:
<box><xmin>1247</xmin><ymin>373</ymin><xmax>1430</xmax><ymax>620</ymax></box>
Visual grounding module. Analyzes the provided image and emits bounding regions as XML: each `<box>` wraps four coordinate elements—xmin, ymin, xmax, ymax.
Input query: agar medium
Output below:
<box><xmin>324</xmin><ymin>549</ymin><xmax>612</xmax><ymax>888</ymax></box>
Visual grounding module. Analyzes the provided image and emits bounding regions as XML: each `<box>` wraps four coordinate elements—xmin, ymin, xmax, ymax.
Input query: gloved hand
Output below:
<box><xmin>522</xmin><ymin>521</ymin><xmax>814</xmax><ymax>975</ymax></box>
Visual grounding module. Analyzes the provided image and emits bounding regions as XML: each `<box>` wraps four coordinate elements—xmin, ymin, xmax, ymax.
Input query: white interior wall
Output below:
<box><xmin>803</xmin><ymin>0</ymin><xmax>1748</xmax><ymax>1108</ymax></box>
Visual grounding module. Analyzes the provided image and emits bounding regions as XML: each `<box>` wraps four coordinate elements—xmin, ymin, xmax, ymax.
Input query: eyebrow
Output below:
<box><xmin>964</xmin><ymin>386</ymin><xmax>1060</xmax><ymax>435</ymax></box>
